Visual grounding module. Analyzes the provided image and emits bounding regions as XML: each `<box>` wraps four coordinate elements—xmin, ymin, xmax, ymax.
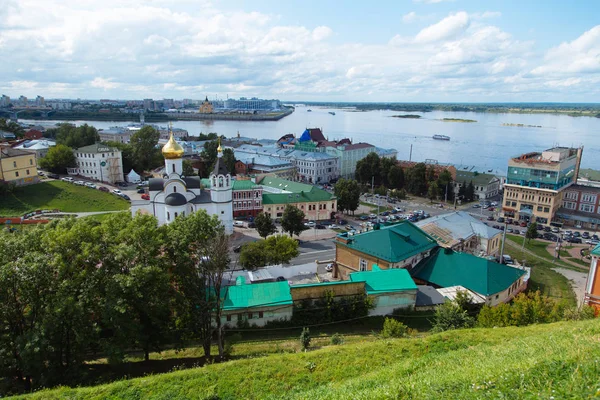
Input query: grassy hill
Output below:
<box><xmin>15</xmin><ymin>319</ymin><xmax>600</xmax><ymax>399</ymax></box>
<box><xmin>0</xmin><ymin>180</ymin><xmax>129</xmax><ymax>216</ymax></box>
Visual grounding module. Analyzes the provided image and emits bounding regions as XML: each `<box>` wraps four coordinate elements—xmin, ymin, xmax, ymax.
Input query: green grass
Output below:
<box><xmin>0</xmin><ymin>181</ymin><xmax>129</xmax><ymax>216</ymax></box>
<box><xmin>566</xmin><ymin>257</ymin><xmax>591</xmax><ymax>267</ymax></box>
<box><xmin>505</xmin><ymin>234</ymin><xmax>585</xmax><ymax>271</ymax></box>
<box><xmin>15</xmin><ymin>319</ymin><xmax>600</xmax><ymax>399</ymax></box>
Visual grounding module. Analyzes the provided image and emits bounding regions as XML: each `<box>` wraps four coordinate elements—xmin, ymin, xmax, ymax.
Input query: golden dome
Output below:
<box><xmin>217</xmin><ymin>137</ymin><xmax>223</xmax><ymax>153</ymax></box>
<box><xmin>162</xmin><ymin>133</ymin><xmax>184</xmax><ymax>159</ymax></box>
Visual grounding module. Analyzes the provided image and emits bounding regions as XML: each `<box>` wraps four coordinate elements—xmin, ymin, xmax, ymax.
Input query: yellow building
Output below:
<box><xmin>199</xmin><ymin>96</ymin><xmax>213</xmax><ymax>113</ymax></box>
<box><xmin>0</xmin><ymin>147</ymin><xmax>39</xmax><ymax>186</ymax></box>
<box><xmin>502</xmin><ymin>147</ymin><xmax>583</xmax><ymax>225</ymax></box>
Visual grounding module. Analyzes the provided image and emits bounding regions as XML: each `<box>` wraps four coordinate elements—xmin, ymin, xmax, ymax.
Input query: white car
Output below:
<box><xmin>305</xmin><ymin>221</ymin><xmax>316</xmax><ymax>227</ymax></box>
<box><xmin>234</xmin><ymin>220</ymin><xmax>244</xmax><ymax>227</ymax></box>
<box><xmin>74</xmin><ymin>180</ymin><xmax>85</xmax><ymax>186</ymax></box>
<box><xmin>112</xmin><ymin>189</ymin><xmax>122</xmax><ymax>195</ymax></box>
<box><xmin>61</xmin><ymin>177</ymin><xmax>74</xmax><ymax>182</ymax></box>
<box><xmin>328</xmin><ymin>224</ymin><xmax>338</xmax><ymax>229</ymax></box>
<box><xmin>85</xmin><ymin>182</ymin><xmax>96</xmax><ymax>189</ymax></box>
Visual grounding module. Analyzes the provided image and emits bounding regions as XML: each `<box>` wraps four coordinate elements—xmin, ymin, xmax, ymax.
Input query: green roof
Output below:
<box><xmin>259</xmin><ymin>176</ymin><xmax>315</xmax><ymax>193</ymax></box>
<box><xmin>455</xmin><ymin>170</ymin><xmax>498</xmax><ymax>186</ymax></box>
<box><xmin>579</xmin><ymin>168</ymin><xmax>600</xmax><ymax>182</ymax></box>
<box><xmin>412</xmin><ymin>249</ymin><xmax>526</xmax><ymax>296</ymax></box>
<box><xmin>337</xmin><ymin>221</ymin><xmax>438</xmax><ymax>263</ymax></box>
<box><xmin>591</xmin><ymin>243</ymin><xmax>600</xmax><ymax>256</ymax></box>
<box><xmin>350</xmin><ymin>268</ymin><xmax>417</xmax><ymax>294</ymax></box>
<box><xmin>75</xmin><ymin>143</ymin><xmax>119</xmax><ymax>154</ymax></box>
<box><xmin>262</xmin><ymin>189</ymin><xmax>334</xmax><ymax>204</ymax></box>
<box><xmin>233</xmin><ymin>180</ymin><xmax>258</xmax><ymax>190</ymax></box>
<box><xmin>222</xmin><ymin>281</ymin><xmax>292</xmax><ymax>311</ymax></box>
<box><xmin>292</xmin><ymin>280</ymin><xmax>358</xmax><ymax>289</ymax></box>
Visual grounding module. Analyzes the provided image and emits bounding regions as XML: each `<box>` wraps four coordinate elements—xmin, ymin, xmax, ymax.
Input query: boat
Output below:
<box><xmin>307</xmin><ymin>109</ymin><xmax>312</xmax><ymax>112</ymax></box>
<box><xmin>432</xmin><ymin>134</ymin><xmax>450</xmax><ymax>141</ymax></box>
<box><xmin>329</xmin><ymin>111</ymin><xmax>336</xmax><ymax>115</ymax></box>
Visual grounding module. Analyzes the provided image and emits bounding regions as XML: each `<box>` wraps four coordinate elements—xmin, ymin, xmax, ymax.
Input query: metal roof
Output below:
<box><xmin>416</xmin><ymin>211</ymin><xmax>502</xmax><ymax>246</ymax></box>
<box><xmin>592</xmin><ymin>243</ymin><xmax>600</xmax><ymax>256</ymax></box>
<box><xmin>350</xmin><ymin>267</ymin><xmax>417</xmax><ymax>294</ymax></box>
<box><xmin>412</xmin><ymin>248</ymin><xmax>526</xmax><ymax>296</ymax></box>
<box><xmin>337</xmin><ymin>221</ymin><xmax>438</xmax><ymax>263</ymax></box>
<box><xmin>75</xmin><ymin>143</ymin><xmax>119</xmax><ymax>154</ymax></box>
<box><xmin>221</xmin><ymin>281</ymin><xmax>292</xmax><ymax>310</ymax></box>
<box><xmin>415</xmin><ymin>285</ymin><xmax>446</xmax><ymax>306</ymax></box>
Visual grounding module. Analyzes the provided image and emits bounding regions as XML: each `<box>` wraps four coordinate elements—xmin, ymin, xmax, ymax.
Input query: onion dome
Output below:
<box><xmin>165</xmin><ymin>192</ymin><xmax>187</xmax><ymax>206</ymax></box>
<box><xmin>162</xmin><ymin>132</ymin><xmax>184</xmax><ymax>159</ymax></box>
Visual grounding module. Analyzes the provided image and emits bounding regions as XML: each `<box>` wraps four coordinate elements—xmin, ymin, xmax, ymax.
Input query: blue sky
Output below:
<box><xmin>1</xmin><ymin>0</ymin><xmax>599</xmax><ymax>102</ymax></box>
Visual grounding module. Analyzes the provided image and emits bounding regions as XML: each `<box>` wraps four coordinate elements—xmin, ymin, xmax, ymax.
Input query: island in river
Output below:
<box><xmin>440</xmin><ymin>118</ymin><xmax>477</xmax><ymax>123</ymax></box>
<box><xmin>391</xmin><ymin>114</ymin><xmax>422</xmax><ymax>119</ymax></box>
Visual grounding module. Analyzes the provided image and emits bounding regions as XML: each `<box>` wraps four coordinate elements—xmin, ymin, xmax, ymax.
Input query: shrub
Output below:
<box><xmin>223</xmin><ymin>333</ymin><xmax>243</xmax><ymax>357</ymax></box>
<box><xmin>330</xmin><ymin>333</ymin><xmax>344</xmax><ymax>345</ymax></box>
<box><xmin>380</xmin><ymin>318</ymin><xmax>408</xmax><ymax>338</ymax></box>
<box><xmin>431</xmin><ymin>301</ymin><xmax>474</xmax><ymax>332</ymax></box>
<box><xmin>562</xmin><ymin>305</ymin><xmax>597</xmax><ymax>321</ymax></box>
<box><xmin>300</xmin><ymin>327</ymin><xmax>311</xmax><ymax>351</ymax></box>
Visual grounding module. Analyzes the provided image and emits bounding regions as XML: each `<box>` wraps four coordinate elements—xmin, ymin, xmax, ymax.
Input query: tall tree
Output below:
<box><xmin>379</xmin><ymin>157</ymin><xmax>396</xmax><ymax>187</ymax></box>
<box><xmin>182</xmin><ymin>159</ymin><xmax>195</xmax><ymax>177</ymax></box>
<box><xmin>334</xmin><ymin>178</ymin><xmax>360</xmax><ymax>214</ymax></box>
<box><xmin>405</xmin><ymin>163</ymin><xmax>427</xmax><ymax>196</ymax></box>
<box><xmin>200</xmin><ymin>140</ymin><xmax>219</xmax><ymax>178</ymax></box>
<box><xmin>436</xmin><ymin>169</ymin><xmax>453</xmax><ymax>202</ymax></box>
<box><xmin>38</xmin><ymin>144</ymin><xmax>76</xmax><ymax>173</ymax></box>
<box><xmin>222</xmin><ymin>148</ymin><xmax>236</xmax><ymax>175</ymax></box>
<box><xmin>466</xmin><ymin>181</ymin><xmax>475</xmax><ymax>202</ymax></box>
<box><xmin>458</xmin><ymin>180</ymin><xmax>467</xmax><ymax>200</ymax></box>
<box><xmin>427</xmin><ymin>181</ymin><xmax>439</xmax><ymax>202</ymax></box>
<box><xmin>526</xmin><ymin>222</ymin><xmax>538</xmax><ymax>243</ymax></box>
<box><xmin>239</xmin><ymin>235</ymin><xmax>299</xmax><ymax>270</ymax></box>
<box><xmin>103</xmin><ymin>141</ymin><xmax>134</xmax><ymax>174</ymax></box>
<box><xmin>281</xmin><ymin>204</ymin><xmax>307</xmax><ymax>238</ymax></box>
<box><xmin>130</xmin><ymin>125</ymin><xmax>160</xmax><ymax>172</ymax></box>
<box><xmin>388</xmin><ymin>165</ymin><xmax>405</xmax><ymax>190</ymax></box>
<box><xmin>254</xmin><ymin>212</ymin><xmax>277</xmax><ymax>239</ymax></box>
<box><xmin>55</xmin><ymin>123</ymin><xmax>99</xmax><ymax>148</ymax></box>
<box><xmin>355</xmin><ymin>152</ymin><xmax>381</xmax><ymax>185</ymax></box>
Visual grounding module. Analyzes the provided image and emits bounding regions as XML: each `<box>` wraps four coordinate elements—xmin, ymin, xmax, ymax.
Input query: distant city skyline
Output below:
<box><xmin>1</xmin><ymin>0</ymin><xmax>599</xmax><ymax>102</ymax></box>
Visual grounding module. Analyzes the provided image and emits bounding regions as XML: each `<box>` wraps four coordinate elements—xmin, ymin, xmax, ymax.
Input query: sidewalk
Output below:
<box><xmin>544</xmin><ymin>242</ymin><xmax>590</xmax><ymax>270</ymax></box>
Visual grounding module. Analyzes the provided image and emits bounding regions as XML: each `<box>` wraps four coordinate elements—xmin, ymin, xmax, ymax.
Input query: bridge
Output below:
<box><xmin>0</xmin><ymin>107</ymin><xmax>55</xmax><ymax>121</ymax></box>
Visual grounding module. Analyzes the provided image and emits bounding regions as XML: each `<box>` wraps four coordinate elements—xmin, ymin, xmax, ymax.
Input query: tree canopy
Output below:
<box><xmin>334</xmin><ymin>178</ymin><xmax>360</xmax><ymax>214</ymax></box>
<box><xmin>38</xmin><ymin>144</ymin><xmax>76</xmax><ymax>173</ymax></box>
<box><xmin>239</xmin><ymin>235</ymin><xmax>299</xmax><ymax>270</ymax></box>
<box><xmin>130</xmin><ymin>126</ymin><xmax>161</xmax><ymax>172</ymax></box>
<box><xmin>281</xmin><ymin>205</ymin><xmax>307</xmax><ymax>237</ymax></box>
<box><xmin>50</xmin><ymin>123</ymin><xmax>99</xmax><ymax>148</ymax></box>
<box><xmin>254</xmin><ymin>212</ymin><xmax>277</xmax><ymax>239</ymax></box>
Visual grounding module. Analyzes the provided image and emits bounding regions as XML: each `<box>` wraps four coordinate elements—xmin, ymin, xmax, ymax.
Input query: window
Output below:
<box><xmin>248</xmin><ymin>312</ymin><xmax>253</xmax><ymax>319</ymax></box>
<box><xmin>167</xmin><ymin>212</ymin><xmax>171</xmax><ymax>221</ymax></box>
<box><xmin>13</xmin><ymin>161</ymin><xmax>16</xmax><ymax>168</ymax></box>
<box><xmin>172</xmin><ymin>164</ymin><xmax>175</xmax><ymax>173</ymax></box>
<box><xmin>582</xmin><ymin>194</ymin><xmax>597</xmax><ymax>203</ymax></box>
<box><xmin>543</xmin><ymin>207</ymin><xmax>549</xmax><ymax>213</ymax></box>
<box><xmin>174</xmin><ymin>186</ymin><xmax>177</xmax><ymax>193</ymax></box>
<box><xmin>29</xmin><ymin>159</ymin><xmax>33</xmax><ymax>165</ymax></box>
<box><xmin>359</xmin><ymin>259</ymin><xmax>367</xmax><ymax>271</ymax></box>
<box><xmin>259</xmin><ymin>311</ymin><xmax>264</xmax><ymax>318</ymax></box>
<box><xmin>226</xmin><ymin>315</ymin><xmax>231</xmax><ymax>322</ymax></box>
<box><xmin>175</xmin><ymin>212</ymin><xmax>178</xmax><ymax>218</ymax></box>
<box><xmin>26</xmin><ymin>169</ymin><xmax>30</xmax><ymax>175</ymax></box>
<box><xmin>15</xmin><ymin>171</ymin><xmax>19</xmax><ymax>177</ymax></box>
<box><xmin>537</xmin><ymin>206</ymin><xmax>543</xmax><ymax>212</ymax></box>
<box><xmin>579</xmin><ymin>203</ymin><xmax>595</xmax><ymax>213</ymax></box>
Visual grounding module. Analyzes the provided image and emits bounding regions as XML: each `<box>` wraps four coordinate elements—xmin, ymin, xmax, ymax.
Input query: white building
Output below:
<box><xmin>130</xmin><ymin>135</ymin><xmax>233</xmax><ymax>233</ymax></box>
<box><xmin>13</xmin><ymin>139</ymin><xmax>56</xmax><ymax>160</ymax></box>
<box><xmin>68</xmin><ymin>143</ymin><xmax>124</xmax><ymax>184</ymax></box>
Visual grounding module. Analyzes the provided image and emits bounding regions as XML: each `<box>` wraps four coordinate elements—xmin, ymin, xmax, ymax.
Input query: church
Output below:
<box><xmin>130</xmin><ymin>131</ymin><xmax>233</xmax><ymax>234</ymax></box>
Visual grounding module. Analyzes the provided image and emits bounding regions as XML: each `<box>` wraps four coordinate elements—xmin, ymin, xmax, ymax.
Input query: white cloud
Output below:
<box><xmin>414</xmin><ymin>12</ymin><xmax>470</xmax><ymax>43</ymax></box>
<box><xmin>402</xmin><ymin>12</ymin><xmax>417</xmax><ymax>23</ymax></box>
<box><xmin>90</xmin><ymin>78</ymin><xmax>119</xmax><ymax>90</ymax></box>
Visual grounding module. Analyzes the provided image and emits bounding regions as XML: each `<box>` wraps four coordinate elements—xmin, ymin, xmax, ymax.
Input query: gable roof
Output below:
<box><xmin>222</xmin><ymin>281</ymin><xmax>292</xmax><ymax>310</ymax></box>
<box><xmin>455</xmin><ymin>170</ymin><xmax>498</xmax><ymax>187</ymax></box>
<box><xmin>337</xmin><ymin>221</ymin><xmax>438</xmax><ymax>263</ymax></box>
<box><xmin>350</xmin><ymin>267</ymin><xmax>417</xmax><ymax>294</ymax></box>
<box><xmin>412</xmin><ymin>248</ymin><xmax>526</xmax><ymax>296</ymax></box>
<box><xmin>416</xmin><ymin>211</ymin><xmax>502</xmax><ymax>247</ymax></box>
<box><xmin>0</xmin><ymin>147</ymin><xmax>31</xmax><ymax>158</ymax></box>
<box><xmin>75</xmin><ymin>143</ymin><xmax>119</xmax><ymax>154</ymax></box>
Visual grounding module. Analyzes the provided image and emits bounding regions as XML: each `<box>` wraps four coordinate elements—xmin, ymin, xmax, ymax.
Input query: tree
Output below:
<box><xmin>38</xmin><ymin>144</ymin><xmax>76</xmax><ymax>173</ymax></box>
<box><xmin>130</xmin><ymin>125</ymin><xmax>160</xmax><ymax>172</ymax></box>
<box><xmin>103</xmin><ymin>141</ymin><xmax>134</xmax><ymax>174</ymax></box>
<box><xmin>222</xmin><ymin>148</ymin><xmax>236</xmax><ymax>175</ymax></box>
<box><xmin>0</xmin><ymin>118</ymin><xmax>25</xmax><ymax>137</ymax></box>
<box><xmin>405</xmin><ymin>163</ymin><xmax>427</xmax><ymax>196</ymax></box>
<box><xmin>355</xmin><ymin>152</ymin><xmax>381</xmax><ymax>185</ymax></box>
<box><xmin>200</xmin><ymin>140</ymin><xmax>219</xmax><ymax>178</ymax></box>
<box><xmin>254</xmin><ymin>212</ymin><xmax>277</xmax><ymax>239</ymax></box>
<box><xmin>431</xmin><ymin>300</ymin><xmax>474</xmax><ymax>332</ymax></box>
<box><xmin>182</xmin><ymin>159</ymin><xmax>195</xmax><ymax>177</ymax></box>
<box><xmin>300</xmin><ymin>327</ymin><xmax>311</xmax><ymax>351</ymax></box>
<box><xmin>465</xmin><ymin>181</ymin><xmax>475</xmax><ymax>202</ymax></box>
<box><xmin>239</xmin><ymin>235</ymin><xmax>299</xmax><ymax>270</ymax></box>
<box><xmin>334</xmin><ymin>178</ymin><xmax>360</xmax><ymax>214</ymax></box>
<box><xmin>281</xmin><ymin>204</ymin><xmax>307</xmax><ymax>237</ymax></box>
<box><xmin>387</xmin><ymin>165</ymin><xmax>404</xmax><ymax>190</ymax></box>
<box><xmin>458</xmin><ymin>180</ymin><xmax>466</xmax><ymax>200</ymax></box>
<box><xmin>55</xmin><ymin>123</ymin><xmax>99</xmax><ymax>148</ymax></box>
<box><xmin>436</xmin><ymin>169</ymin><xmax>453</xmax><ymax>202</ymax></box>
<box><xmin>379</xmin><ymin>157</ymin><xmax>396</xmax><ymax>187</ymax></box>
<box><xmin>526</xmin><ymin>222</ymin><xmax>538</xmax><ymax>243</ymax></box>
<box><xmin>427</xmin><ymin>181</ymin><xmax>439</xmax><ymax>202</ymax></box>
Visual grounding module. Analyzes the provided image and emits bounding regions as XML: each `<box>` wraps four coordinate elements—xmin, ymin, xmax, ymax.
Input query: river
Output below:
<box><xmin>20</xmin><ymin>106</ymin><xmax>600</xmax><ymax>173</ymax></box>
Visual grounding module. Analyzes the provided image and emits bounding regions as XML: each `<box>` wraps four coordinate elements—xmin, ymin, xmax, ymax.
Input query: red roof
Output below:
<box><xmin>25</xmin><ymin>129</ymin><xmax>43</xmax><ymax>139</ymax></box>
<box><xmin>308</xmin><ymin>128</ymin><xmax>326</xmax><ymax>142</ymax></box>
<box><xmin>343</xmin><ymin>143</ymin><xmax>374</xmax><ymax>151</ymax></box>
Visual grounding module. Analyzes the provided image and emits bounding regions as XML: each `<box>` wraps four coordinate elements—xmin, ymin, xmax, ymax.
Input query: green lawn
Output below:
<box><xmin>0</xmin><ymin>181</ymin><xmax>129</xmax><ymax>216</ymax></box>
<box><xmin>566</xmin><ymin>257</ymin><xmax>590</xmax><ymax>267</ymax></box>
<box><xmin>15</xmin><ymin>319</ymin><xmax>600</xmax><ymax>399</ymax></box>
<box><xmin>505</xmin><ymin>234</ymin><xmax>585</xmax><ymax>271</ymax></box>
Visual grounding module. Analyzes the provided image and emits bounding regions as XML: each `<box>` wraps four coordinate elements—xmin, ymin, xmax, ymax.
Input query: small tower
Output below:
<box><xmin>162</xmin><ymin>122</ymin><xmax>184</xmax><ymax>177</ymax></box>
<box><xmin>210</xmin><ymin>138</ymin><xmax>233</xmax><ymax>234</ymax></box>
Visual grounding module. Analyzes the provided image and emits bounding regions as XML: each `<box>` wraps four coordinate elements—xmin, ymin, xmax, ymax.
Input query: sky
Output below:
<box><xmin>1</xmin><ymin>0</ymin><xmax>600</xmax><ymax>102</ymax></box>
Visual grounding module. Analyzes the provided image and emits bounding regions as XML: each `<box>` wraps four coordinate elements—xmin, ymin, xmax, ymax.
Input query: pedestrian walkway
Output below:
<box><xmin>544</xmin><ymin>242</ymin><xmax>591</xmax><ymax>270</ymax></box>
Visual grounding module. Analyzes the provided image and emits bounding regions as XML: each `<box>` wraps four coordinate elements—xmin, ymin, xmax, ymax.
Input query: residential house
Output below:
<box><xmin>585</xmin><ymin>244</ymin><xmax>600</xmax><ymax>313</ymax></box>
<box><xmin>412</xmin><ymin>248</ymin><xmax>528</xmax><ymax>306</ymax></box>
<box><xmin>454</xmin><ymin>170</ymin><xmax>500</xmax><ymax>200</ymax></box>
<box><xmin>24</xmin><ymin>129</ymin><xmax>43</xmax><ymax>140</ymax></box>
<box><xmin>234</xmin><ymin>153</ymin><xmax>296</xmax><ymax>180</ymax></box>
<box><xmin>258</xmin><ymin>176</ymin><xmax>337</xmax><ymax>221</ymax></box>
<box><xmin>0</xmin><ymin>131</ymin><xmax>16</xmax><ymax>141</ymax></box>
<box><xmin>334</xmin><ymin>221</ymin><xmax>438</xmax><ymax>280</ymax></box>
<box><xmin>0</xmin><ymin>147</ymin><xmax>39</xmax><ymax>186</ymax></box>
<box><xmin>416</xmin><ymin>211</ymin><xmax>503</xmax><ymax>257</ymax></box>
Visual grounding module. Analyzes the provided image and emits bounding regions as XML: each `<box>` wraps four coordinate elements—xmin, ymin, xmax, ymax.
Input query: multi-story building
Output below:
<box><xmin>98</xmin><ymin>125</ymin><xmax>187</xmax><ymax>144</ymax></box>
<box><xmin>18</xmin><ymin>96</ymin><xmax>28</xmax><ymax>107</ymax></box>
<box><xmin>0</xmin><ymin>95</ymin><xmax>10</xmax><ymax>107</ymax></box>
<box><xmin>454</xmin><ymin>170</ymin><xmax>500</xmax><ymax>200</ymax></box>
<box><xmin>0</xmin><ymin>147</ymin><xmax>39</xmax><ymax>186</ymax></box>
<box><xmin>143</xmin><ymin>98</ymin><xmax>154</xmax><ymax>111</ymax></box>
<box><xmin>326</xmin><ymin>142</ymin><xmax>376</xmax><ymax>178</ymax></box>
<box><xmin>555</xmin><ymin>184</ymin><xmax>600</xmax><ymax>229</ymax></box>
<box><xmin>68</xmin><ymin>143</ymin><xmax>124</xmax><ymax>184</ymax></box>
<box><xmin>234</xmin><ymin>153</ymin><xmax>296</xmax><ymax>180</ymax></box>
<box><xmin>201</xmin><ymin>178</ymin><xmax>264</xmax><ymax>219</ymax></box>
<box><xmin>258</xmin><ymin>176</ymin><xmax>337</xmax><ymax>221</ymax></box>
<box><xmin>220</xmin><ymin>97</ymin><xmax>281</xmax><ymax>111</ymax></box>
<box><xmin>35</xmin><ymin>96</ymin><xmax>45</xmax><ymax>107</ymax></box>
<box><xmin>502</xmin><ymin>147</ymin><xmax>583</xmax><ymax>225</ymax></box>
<box><xmin>48</xmin><ymin>101</ymin><xmax>72</xmax><ymax>110</ymax></box>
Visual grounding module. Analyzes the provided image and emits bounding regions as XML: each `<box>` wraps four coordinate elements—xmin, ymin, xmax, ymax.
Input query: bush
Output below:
<box><xmin>380</xmin><ymin>318</ymin><xmax>408</xmax><ymax>338</ymax></box>
<box><xmin>431</xmin><ymin>301</ymin><xmax>474</xmax><ymax>332</ymax></box>
<box><xmin>330</xmin><ymin>333</ymin><xmax>344</xmax><ymax>345</ymax></box>
<box><xmin>300</xmin><ymin>327</ymin><xmax>311</xmax><ymax>351</ymax></box>
<box><xmin>223</xmin><ymin>333</ymin><xmax>243</xmax><ymax>357</ymax></box>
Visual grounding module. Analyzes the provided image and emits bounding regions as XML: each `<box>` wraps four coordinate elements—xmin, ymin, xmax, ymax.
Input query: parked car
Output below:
<box><xmin>47</xmin><ymin>173</ymin><xmax>59</xmax><ymax>179</ymax></box>
<box><xmin>61</xmin><ymin>177</ymin><xmax>74</xmax><ymax>182</ymax></box>
<box><xmin>497</xmin><ymin>217</ymin><xmax>505</xmax><ymax>223</ymax></box>
<box><xmin>573</xmin><ymin>231</ymin><xmax>581</xmax><ymax>237</ymax></box>
<box><xmin>345</xmin><ymin>225</ymin><xmax>353</xmax><ymax>230</ymax></box>
<box><xmin>472</xmin><ymin>204</ymin><xmax>481</xmax><ymax>208</ymax></box>
<box><xmin>514</xmin><ymin>229</ymin><xmax>521</xmax><ymax>235</ymax></box>
<box><xmin>316</xmin><ymin>224</ymin><xmax>326</xmax><ymax>230</ymax></box>
<box><xmin>544</xmin><ymin>226</ymin><xmax>552</xmax><ymax>232</ymax></box>
<box><xmin>305</xmin><ymin>221</ymin><xmax>316</xmax><ymax>227</ymax></box>
<box><xmin>141</xmin><ymin>193</ymin><xmax>150</xmax><ymax>200</ymax></box>
<box><xmin>276</xmin><ymin>276</ymin><xmax>286</xmax><ymax>282</ymax></box>
<box><xmin>551</xmin><ymin>227</ymin><xmax>560</xmax><ymax>233</ymax></box>
<box><xmin>233</xmin><ymin>245</ymin><xmax>243</xmax><ymax>253</ymax></box>
<box><xmin>137</xmin><ymin>188</ymin><xmax>146</xmax><ymax>194</ymax></box>
<box><xmin>569</xmin><ymin>237</ymin><xmax>583</xmax><ymax>244</ymax></box>
<box><xmin>234</xmin><ymin>221</ymin><xmax>244</xmax><ymax>227</ymax></box>
<box><xmin>520</xmin><ymin>221</ymin><xmax>527</xmax><ymax>227</ymax></box>
<box><xmin>582</xmin><ymin>232</ymin><xmax>590</xmax><ymax>239</ymax></box>
<box><xmin>380</xmin><ymin>211</ymin><xmax>390</xmax><ymax>216</ymax></box>
<box><xmin>593</xmin><ymin>234</ymin><xmax>599</xmax><ymax>241</ymax></box>
<box><xmin>248</xmin><ymin>222</ymin><xmax>256</xmax><ymax>228</ymax></box>
<box><xmin>502</xmin><ymin>255</ymin><xmax>514</xmax><ymax>265</ymax></box>
<box><xmin>369</xmin><ymin>214</ymin><xmax>377</xmax><ymax>219</ymax></box>
<box><xmin>328</xmin><ymin>224</ymin><xmax>338</xmax><ymax>229</ymax></box>
<box><xmin>120</xmin><ymin>194</ymin><xmax>131</xmax><ymax>201</ymax></box>
<box><xmin>325</xmin><ymin>263</ymin><xmax>334</xmax><ymax>272</ymax></box>
<box><xmin>506</xmin><ymin>227</ymin><xmax>513</xmax><ymax>233</ymax></box>
<box><xmin>98</xmin><ymin>186</ymin><xmax>109</xmax><ymax>192</ymax></box>
<box><xmin>116</xmin><ymin>181</ymin><xmax>128</xmax><ymax>187</ymax></box>
<box><xmin>85</xmin><ymin>182</ymin><xmax>96</xmax><ymax>189</ymax></box>
<box><xmin>112</xmin><ymin>189</ymin><xmax>122</xmax><ymax>195</ymax></box>
<box><xmin>487</xmin><ymin>216</ymin><xmax>494</xmax><ymax>221</ymax></box>
<box><xmin>74</xmin><ymin>180</ymin><xmax>85</xmax><ymax>185</ymax></box>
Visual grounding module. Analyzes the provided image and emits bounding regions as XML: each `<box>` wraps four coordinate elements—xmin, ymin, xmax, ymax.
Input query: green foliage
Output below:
<box><xmin>380</xmin><ymin>318</ymin><xmax>408</xmax><ymax>338</ymax></box>
<box><xmin>281</xmin><ymin>204</ymin><xmax>307</xmax><ymax>237</ymax></box>
<box><xmin>476</xmin><ymin>291</ymin><xmax>596</xmax><ymax>328</ymax></box>
<box><xmin>222</xmin><ymin>148</ymin><xmax>236</xmax><ymax>175</ymax></box>
<box><xmin>427</xmin><ymin>180</ymin><xmax>439</xmax><ymax>202</ymax></box>
<box><xmin>130</xmin><ymin>126</ymin><xmax>161</xmax><ymax>172</ymax></box>
<box><xmin>405</xmin><ymin>163</ymin><xmax>428</xmax><ymax>196</ymax></box>
<box><xmin>355</xmin><ymin>152</ymin><xmax>381</xmax><ymax>184</ymax></box>
<box><xmin>38</xmin><ymin>144</ymin><xmax>76</xmax><ymax>173</ymax></box>
<box><xmin>253</xmin><ymin>212</ymin><xmax>277</xmax><ymax>239</ymax></box>
<box><xmin>465</xmin><ymin>181</ymin><xmax>475</xmax><ymax>202</ymax></box>
<box><xmin>334</xmin><ymin>178</ymin><xmax>360</xmax><ymax>214</ymax></box>
<box><xmin>373</xmin><ymin>185</ymin><xmax>387</xmax><ymax>196</ymax></box>
<box><xmin>526</xmin><ymin>222</ymin><xmax>538</xmax><ymax>242</ymax></box>
<box><xmin>239</xmin><ymin>235</ymin><xmax>299</xmax><ymax>270</ymax></box>
<box><xmin>53</xmin><ymin>123</ymin><xmax>99</xmax><ymax>148</ymax></box>
<box><xmin>431</xmin><ymin>301</ymin><xmax>474</xmax><ymax>332</ymax></box>
<box><xmin>330</xmin><ymin>333</ymin><xmax>344</xmax><ymax>345</ymax></box>
<box><xmin>292</xmin><ymin>291</ymin><xmax>374</xmax><ymax>326</ymax></box>
<box><xmin>102</xmin><ymin>141</ymin><xmax>134</xmax><ymax>174</ymax></box>
<box><xmin>0</xmin><ymin>118</ymin><xmax>24</xmax><ymax>136</ymax></box>
<box><xmin>299</xmin><ymin>327</ymin><xmax>311</xmax><ymax>351</ymax></box>
<box><xmin>186</xmin><ymin>132</ymin><xmax>218</xmax><ymax>141</ymax></box>
<box><xmin>387</xmin><ymin>165</ymin><xmax>404</xmax><ymax>189</ymax></box>
<box><xmin>182</xmin><ymin>159</ymin><xmax>195</xmax><ymax>177</ymax></box>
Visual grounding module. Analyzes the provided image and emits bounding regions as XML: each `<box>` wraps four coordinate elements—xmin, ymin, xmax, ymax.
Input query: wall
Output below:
<box><xmin>0</xmin><ymin>153</ymin><xmax>37</xmax><ymax>184</ymax></box>
<box><xmin>485</xmin><ymin>276</ymin><xmax>527</xmax><ymax>307</ymax></box>
<box><xmin>221</xmin><ymin>305</ymin><xmax>293</xmax><ymax>328</ymax></box>
<box><xmin>585</xmin><ymin>256</ymin><xmax>600</xmax><ymax>312</ymax></box>
<box><xmin>290</xmin><ymin>281</ymin><xmax>364</xmax><ymax>302</ymax></box>
<box><xmin>263</xmin><ymin>199</ymin><xmax>337</xmax><ymax>221</ymax></box>
<box><xmin>368</xmin><ymin>290</ymin><xmax>417</xmax><ymax>316</ymax></box>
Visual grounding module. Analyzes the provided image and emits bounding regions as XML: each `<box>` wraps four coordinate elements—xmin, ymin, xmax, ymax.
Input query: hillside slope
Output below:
<box><xmin>16</xmin><ymin>319</ymin><xmax>600</xmax><ymax>399</ymax></box>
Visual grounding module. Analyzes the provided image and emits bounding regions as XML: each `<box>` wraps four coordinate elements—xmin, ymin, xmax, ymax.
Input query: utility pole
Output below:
<box><xmin>445</xmin><ymin>182</ymin><xmax>448</xmax><ymax>203</ymax></box>
<box><xmin>409</xmin><ymin>144</ymin><xmax>413</xmax><ymax>162</ymax></box>
<box><xmin>499</xmin><ymin>220</ymin><xmax>508</xmax><ymax>263</ymax></box>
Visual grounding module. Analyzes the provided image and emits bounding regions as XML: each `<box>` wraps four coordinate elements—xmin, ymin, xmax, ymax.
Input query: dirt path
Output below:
<box><xmin>544</xmin><ymin>242</ymin><xmax>590</xmax><ymax>270</ymax></box>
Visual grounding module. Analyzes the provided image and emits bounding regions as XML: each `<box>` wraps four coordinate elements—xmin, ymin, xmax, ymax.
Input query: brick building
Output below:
<box><xmin>555</xmin><ymin>184</ymin><xmax>600</xmax><ymax>229</ymax></box>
